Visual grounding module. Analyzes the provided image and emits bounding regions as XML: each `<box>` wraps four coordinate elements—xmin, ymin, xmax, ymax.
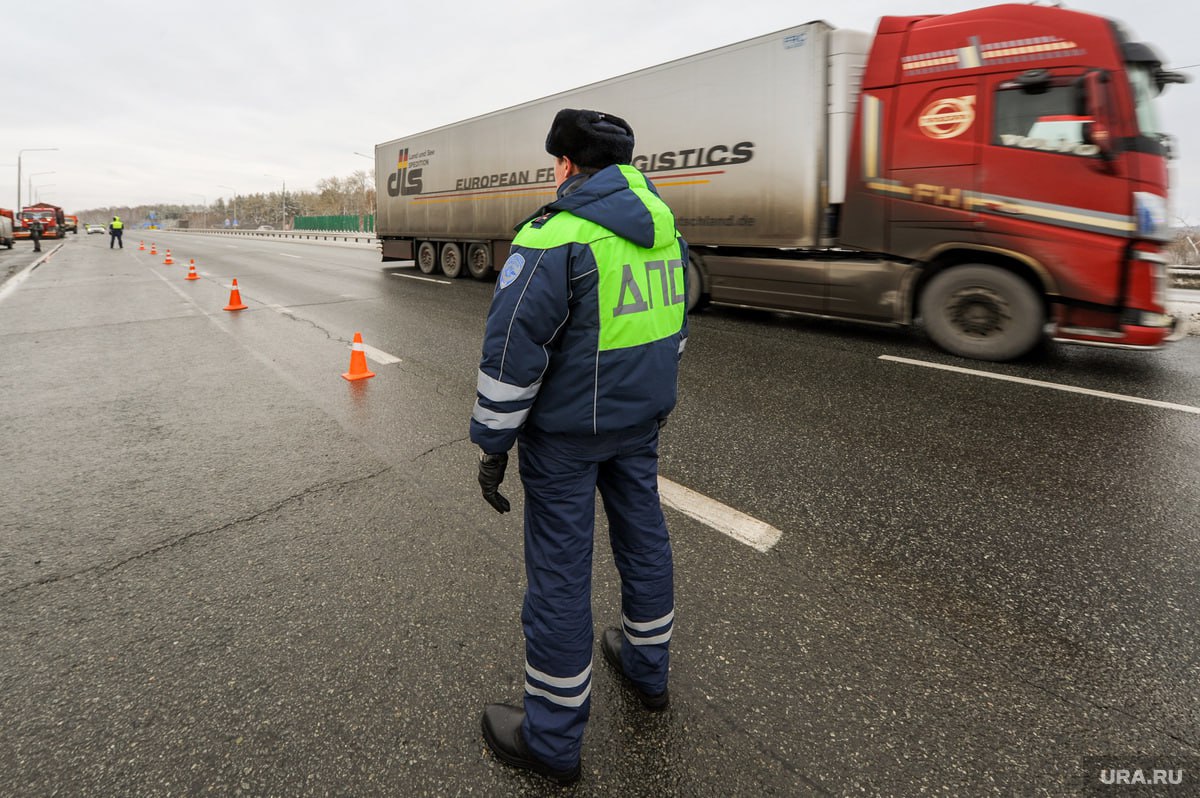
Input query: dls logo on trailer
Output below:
<box><xmin>387</xmin><ymin>148</ymin><xmax>424</xmax><ymax>197</ymax></box>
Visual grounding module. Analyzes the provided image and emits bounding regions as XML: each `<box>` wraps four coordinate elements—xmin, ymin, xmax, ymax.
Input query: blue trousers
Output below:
<box><xmin>517</xmin><ymin>422</ymin><xmax>674</xmax><ymax>770</ymax></box>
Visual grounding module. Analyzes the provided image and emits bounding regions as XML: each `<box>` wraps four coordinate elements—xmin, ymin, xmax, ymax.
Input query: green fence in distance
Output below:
<box><xmin>293</xmin><ymin>214</ymin><xmax>374</xmax><ymax>232</ymax></box>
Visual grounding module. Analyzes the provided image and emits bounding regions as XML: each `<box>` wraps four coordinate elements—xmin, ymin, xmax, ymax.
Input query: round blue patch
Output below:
<box><xmin>499</xmin><ymin>253</ymin><xmax>525</xmax><ymax>289</ymax></box>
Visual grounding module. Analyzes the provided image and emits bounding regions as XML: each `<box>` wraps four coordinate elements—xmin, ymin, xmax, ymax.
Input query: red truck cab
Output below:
<box><xmin>841</xmin><ymin>3</ymin><xmax>1187</xmax><ymax>357</ymax></box>
<box><xmin>16</xmin><ymin>203</ymin><xmax>66</xmax><ymax>240</ymax></box>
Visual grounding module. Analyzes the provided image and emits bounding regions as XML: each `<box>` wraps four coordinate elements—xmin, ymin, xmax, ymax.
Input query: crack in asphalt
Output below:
<box><xmin>0</xmin><ymin>465</ymin><xmax>395</xmax><ymax>602</ymax></box>
<box><xmin>416</xmin><ymin>435</ymin><xmax>470</xmax><ymax>461</ymax></box>
<box><xmin>272</xmin><ymin>308</ymin><xmax>340</xmax><ymax>343</ymax></box>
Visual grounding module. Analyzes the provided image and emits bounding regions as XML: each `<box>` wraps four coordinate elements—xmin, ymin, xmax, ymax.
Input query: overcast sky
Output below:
<box><xmin>5</xmin><ymin>0</ymin><xmax>1196</xmax><ymax>222</ymax></box>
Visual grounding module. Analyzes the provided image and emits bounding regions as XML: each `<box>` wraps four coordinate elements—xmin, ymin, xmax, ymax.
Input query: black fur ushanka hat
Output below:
<box><xmin>545</xmin><ymin>109</ymin><xmax>635</xmax><ymax>169</ymax></box>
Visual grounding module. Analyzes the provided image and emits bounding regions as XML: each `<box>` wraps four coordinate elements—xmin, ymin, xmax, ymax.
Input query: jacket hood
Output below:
<box><xmin>548</xmin><ymin>165</ymin><xmax>675</xmax><ymax>249</ymax></box>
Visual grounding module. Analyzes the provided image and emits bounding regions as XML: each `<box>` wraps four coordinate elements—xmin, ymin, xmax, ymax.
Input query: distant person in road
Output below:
<box><xmin>29</xmin><ymin>217</ymin><xmax>43</xmax><ymax>252</ymax></box>
<box><xmin>471</xmin><ymin>109</ymin><xmax>689</xmax><ymax>785</ymax></box>
<box><xmin>109</xmin><ymin>216</ymin><xmax>124</xmax><ymax>249</ymax></box>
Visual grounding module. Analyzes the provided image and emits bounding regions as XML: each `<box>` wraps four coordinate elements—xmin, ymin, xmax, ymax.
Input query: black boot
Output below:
<box><xmin>481</xmin><ymin>703</ymin><xmax>581</xmax><ymax>785</ymax></box>
<box><xmin>601</xmin><ymin>628</ymin><xmax>670</xmax><ymax>711</ymax></box>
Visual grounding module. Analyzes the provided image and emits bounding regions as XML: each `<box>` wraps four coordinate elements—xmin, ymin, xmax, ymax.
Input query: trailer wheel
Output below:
<box><xmin>466</xmin><ymin>243</ymin><xmax>492</xmax><ymax>280</ymax></box>
<box><xmin>440</xmin><ymin>242</ymin><xmax>464</xmax><ymax>278</ymax></box>
<box><xmin>416</xmin><ymin>241</ymin><xmax>437</xmax><ymax>274</ymax></box>
<box><xmin>921</xmin><ymin>265</ymin><xmax>1043</xmax><ymax>361</ymax></box>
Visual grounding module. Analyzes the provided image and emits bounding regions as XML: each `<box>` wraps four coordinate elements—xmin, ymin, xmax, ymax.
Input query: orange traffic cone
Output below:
<box><xmin>223</xmin><ymin>279</ymin><xmax>248</xmax><ymax>311</ymax></box>
<box><xmin>150</xmin><ymin>243</ymin><xmax>158</xmax><ymax>255</ymax></box>
<box><xmin>138</xmin><ymin>241</ymin><xmax>145</xmax><ymax>251</ymax></box>
<box><xmin>185</xmin><ymin>262</ymin><xmax>199</xmax><ymax>281</ymax></box>
<box><xmin>163</xmin><ymin>249</ymin><xmax>174</xmax><ymax>265</ymax></box>
<box><xmin>341</xmin><ymin>332</ymin><xmax>376</xmax><ymax>381</ymax></box>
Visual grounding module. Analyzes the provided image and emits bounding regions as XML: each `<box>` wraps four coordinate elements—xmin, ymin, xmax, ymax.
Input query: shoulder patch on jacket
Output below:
<box><xmin>499</xmin><ymin>253</ymin><xmax>525</xmax><ymax>288</ymax></box>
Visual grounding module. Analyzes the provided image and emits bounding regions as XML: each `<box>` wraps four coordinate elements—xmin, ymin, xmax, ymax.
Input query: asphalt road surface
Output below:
<box><xmin>2</xmin><ymin>232</ymin><xmax>1198</xmax><ymax>796</ymax></box>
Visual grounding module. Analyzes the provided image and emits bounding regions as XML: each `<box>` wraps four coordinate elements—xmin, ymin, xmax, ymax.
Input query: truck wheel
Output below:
<box><xmin>922</xmin><ymin>265</ymin><xmax>1043</xmax><ymax>361</ymax></box>
<box><xmin>686</xmin><ymin>253</ymin><xmax>709</xmax><ymax>312</ymax></box>
<box><xmin>440</xmin><ymin>242</ymin><xmax>463</xmax><ymax>278</ymax></box>
<box><xmin>466</xmin><ymin>243</ymin><xmax>492</xmax><ymax>280</ymax></box>
<box><xmin>416</xmin><ymin>241</ymin><xmax>437</xmax><ymax>274</ymax></box>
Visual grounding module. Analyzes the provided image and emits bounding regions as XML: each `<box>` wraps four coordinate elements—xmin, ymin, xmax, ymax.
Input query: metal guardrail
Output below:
<box><xmin>162</xmin><ymin>228</ymin><xmax>378</xmax><ymax>245</ymax></box>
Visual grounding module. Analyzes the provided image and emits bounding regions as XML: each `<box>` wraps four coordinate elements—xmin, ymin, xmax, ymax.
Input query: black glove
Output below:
<box><xmin>478</xmin><ymin>451</ymin><xmax>511</xmax><ymax>513</ymax></box>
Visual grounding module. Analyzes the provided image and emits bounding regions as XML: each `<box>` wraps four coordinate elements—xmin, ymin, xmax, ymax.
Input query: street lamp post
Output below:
<box><xmin>33</xmin><ymin>183</ymin><xmax>56</xmax><ymax>203</ymax></box>
<box><xmin>264</xmin><ymin>174</ymin><xmax>285</xmax><ymax>228</ymax></box>
<box><xmin>28</xmin><ymin>172</ymin><xmax>55</xmax><ymax>207</ymax></box>
<box><xmin>17</xmin><ymin>147</ymin><xmax>59</xmax><ymax>211</ymax></box>
<box><xmin>217</xmin><ymin>185</ymin><xmax>237</xmax><ymax>227</ymax></box>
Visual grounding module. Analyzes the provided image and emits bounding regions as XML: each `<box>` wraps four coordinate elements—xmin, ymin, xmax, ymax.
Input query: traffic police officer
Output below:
<box><xmin>109</xmin><ymin>216</ymin><xmax>124</xmax><ymax>249</ymax></box>
<box><xmin>29</xmin><ymin>217</ymin><xmax>43</xmax><ymax>252</ymax></box>
<box><xmin>472</xmin><ymin>108</ymin><xmax>688</xmax><ymax>785</ymax></box>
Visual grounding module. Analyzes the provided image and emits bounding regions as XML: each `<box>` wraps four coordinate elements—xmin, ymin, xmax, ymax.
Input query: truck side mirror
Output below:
<box><xmin>1081</xmin><ymin>69</ymin><xmax>1114</xmax><ymax>161</ymax></box>
<box><xmin>1015</xmin><ymin>68</ymin><xmax>1052</xmax><ymax>93</ymax></box>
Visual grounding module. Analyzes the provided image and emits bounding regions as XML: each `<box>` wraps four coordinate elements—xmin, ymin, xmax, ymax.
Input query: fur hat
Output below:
<box><xmin>545</xmin><ymin>109</ymin><xmax>635</xmax><ymax>169</ymax></box>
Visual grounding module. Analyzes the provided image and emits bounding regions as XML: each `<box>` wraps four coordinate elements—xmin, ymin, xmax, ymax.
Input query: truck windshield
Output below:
<box><xmin>993</xmin><ymin>82</ymin><xmax>1098</xmax><ymax>156</ymax></box>
<box><xmin>1126</xmin><ymin>63</ymin><xmax>1164</xmax><ymax>138</ymax></box>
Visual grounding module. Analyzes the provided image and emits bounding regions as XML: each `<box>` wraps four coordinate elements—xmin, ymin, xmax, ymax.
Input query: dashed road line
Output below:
<box><xmin>359</xmin><ymin>342</ymin><xmax>402</xmax><ymax>365</ymax></box>
<box><xmin>879</xmin><ymin>355</ymin><xmax>1200</xmax><ymax>415</ymax></box>
<box><xmin>391</xmin><ymin>273</ymin><xmax>452</xmax><ymax>285</ymax></box>
<box><xmin>657</xmin><ymin>477</ymin><xmax>782</xmax><ymax>553</ymax></box>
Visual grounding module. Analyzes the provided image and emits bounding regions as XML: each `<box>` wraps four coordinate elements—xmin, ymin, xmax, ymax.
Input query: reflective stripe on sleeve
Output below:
<box><xmin>678</xmin><ymin>337</ymin><xmax>688</xmax><ymax>355</ymax></box>
<box><xmin>477</xmin><ymin>369</ymin><xmax>541</xmax><ymax>403</ymax></box>
<box><xmin>471</xmin><ymin>402</ymin><xmax>530</xmax><ymax>430</ymax></box>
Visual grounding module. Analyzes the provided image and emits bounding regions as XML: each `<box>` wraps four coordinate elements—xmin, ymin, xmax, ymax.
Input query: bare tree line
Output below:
<box><xmin>74</xmin><ymin>170</ymin><xmax>375</xmax><ymax>230</ymax></box>
<box><xmin>1169</xmin><ymin>220</ymin><xmax>1199</xmax><ymax>266</ymax></box>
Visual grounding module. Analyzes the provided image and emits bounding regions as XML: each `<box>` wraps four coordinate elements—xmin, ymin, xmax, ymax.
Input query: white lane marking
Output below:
<box><xmin>278</xmin><ymin>253</ymin><xmax>302</xmax><ymax>259</ymax></box>
<box><xmin>359</xmin><ymin>342</ymin><xmax>402</xmax><ymax>365</ymax></box>
<box><xmin>391</xmin><ymin>273</ymin><xmax>452</xmax><ymax>285</ymax></box>
<box><xmin>226</xmin><ymin>245</ymin><xmax>239</xmax><ymax>248</ymax></box>
<box><xmin>657</xmin><ymin>477</ymin><xmax>782</xmax><ymax>553</ymax></box>
<box><xmin>266</xmin><ymin>303</ymin><xmax>294</xmax><ymax>315</ymax></box>
<box><xmin>0</xmin><ymin>243</ymin><xmax>64</xmax><ymax>303</ymax></box>
<box><xmin>879</xmin><ymin>355</ymin><xmax>1200</xmax><ymax>415</ymax></box>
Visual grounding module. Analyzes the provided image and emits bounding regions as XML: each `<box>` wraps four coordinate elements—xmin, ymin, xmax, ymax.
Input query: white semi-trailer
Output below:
<box><xmin>374</xmin><ymin>21</ymin><xmax>867</xmax><ymax>307</ymax></box>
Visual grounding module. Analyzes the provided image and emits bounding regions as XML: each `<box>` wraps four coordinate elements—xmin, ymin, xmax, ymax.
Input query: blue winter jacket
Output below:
<box><xmin>470</xmin><ymin>164</ymin><xmax>689</xmax><ymax>454</ymax></box>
